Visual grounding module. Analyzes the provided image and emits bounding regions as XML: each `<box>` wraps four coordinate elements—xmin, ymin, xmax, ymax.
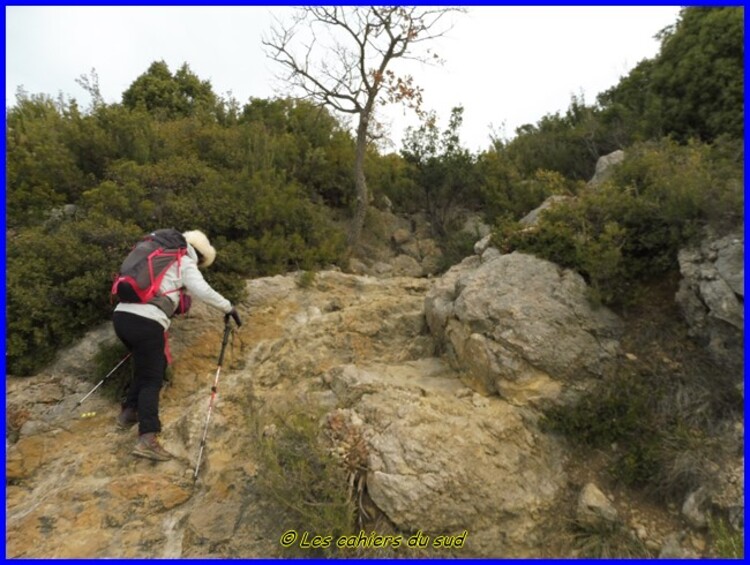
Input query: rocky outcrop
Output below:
<box><xmin>588</xmin><ymin>149</ymin><xmax>625</xmax><ymax>187</ymax></box>
<box><xmin>425</xmin><ymin>252</ymin><xmax>623</xmax><ymax>407</ymax></box>
<box><xmin>6</xmin><ymin>270</ymin><xmax>571</xmax><ymax>558</ymax></box>
<box><xmin>519</xmin><ymin>195</ymin><xmax>573</xmax><ymax>227</ymax></box>
<box><xmin>8</xmin><ymin>238</ymin><xmax>728</xmax><ymax>558</ymax></box>
<box><xmin>349</xmin><ymin>207</ymin><xmax>444</xmax><ymax>277</ymax></box>
<box><xmin>576</xmin><ymin>483</ymin><xmax>619</xmax><ymax>528</ymax></box>
<box><xmin>350</xmin><ymin>208</ymin><xmax>491</xmax><ymax>278</ymax></box>
<box><xmin>245</xmin><ymin>273</ymin><xmax>568</xmax><ymax>555</ymax></box>
<box><xmin>326</xmin><ymin>361</ymin><xmax>566</xmax><ymax>556</ymax></box>
<box><xmin>675</xmin><ymin>229</ymin><xmax>744</xmax><ymax>375</ymax></box>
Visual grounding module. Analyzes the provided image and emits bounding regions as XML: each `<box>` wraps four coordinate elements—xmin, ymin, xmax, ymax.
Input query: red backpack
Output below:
<box><xmin>111</xmin><ymin>229</ymin><xmax>191</xmax><ymax>316</ymax></box>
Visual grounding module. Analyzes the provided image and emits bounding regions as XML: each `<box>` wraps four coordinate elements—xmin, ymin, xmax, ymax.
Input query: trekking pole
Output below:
<box><xmin>194</xmin><ymin>313</ymin><xmax>239</xmax><ymax>480</ymax></box>
<box><xmin>71</xmin><ymin>353</ymin><xmax>132</xmax><ymax>412</ymax></box>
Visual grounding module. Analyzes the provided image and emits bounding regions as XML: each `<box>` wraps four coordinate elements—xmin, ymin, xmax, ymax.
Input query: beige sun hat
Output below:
<box><xmin>183</xmin><ymin>230</ymin><xmax>217</xmax><ymax>268</ymax></box>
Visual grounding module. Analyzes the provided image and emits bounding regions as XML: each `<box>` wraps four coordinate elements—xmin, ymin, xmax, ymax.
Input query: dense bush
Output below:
<box><xmin>6</xmin><ymin>215</ymin><xmax>142</xmax><ymax>375</ymax></box>
<box><xmin>401</xmin><ymin>106</ymin><xmax>483</xmax><ymax>236</ymax></box>
<box><xmin>503</xmin><ymin>97</ymin><xmax>617</xmax><ymax>182</ymax></box>
<box><xmin>5</xmin><ymin>67</ymin><xmax>351</xmax><ymax>375</ymax></box>
<box><xmin>500</xmin><ymin>7</ymin><xmax>743</xmax><ymax>184</ymax></box>
<box><xmin>7</xmin><ymin>175</ymin><xmax>345</xmax><ymax>377</ymax></box>
<box><xmin>494</xmin><ymin>138</ymin><xmax>743</xmax><ymax>306</ymax></box>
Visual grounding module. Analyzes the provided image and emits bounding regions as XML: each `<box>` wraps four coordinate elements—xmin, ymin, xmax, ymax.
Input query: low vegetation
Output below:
<box><xmin>568</xmin><ymin>520</ymin><xmax>652</xmax><ymax>559</ymax></box>
<box><xmin>708</xmin><ymin>516</ymin><xmax>744</xmax><ymax>558</ymax></box>
<box><xmin>541</xmin><ymin>280</ymin><xmax>743</xmax><ymax>519</ymax></box>
<box><xmin>494</xmin><ymin>137</ymin><xmax>743</xmax><ymax>306</ymax></box>
<box><xmin>251</xmin><ymin>404</ymin><xmax>358</xmax><ymax>558</ymax></box>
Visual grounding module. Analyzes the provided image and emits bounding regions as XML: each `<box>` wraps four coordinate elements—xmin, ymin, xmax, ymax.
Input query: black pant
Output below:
<box><xmin>112</xmin><ymin>312</ymin><xmax>166</xmax><ymax>435</ymax></box>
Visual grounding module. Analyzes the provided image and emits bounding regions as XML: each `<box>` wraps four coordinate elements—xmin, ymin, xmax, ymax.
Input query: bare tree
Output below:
<box><xmin>263</xmin><ymin>6</ymin><xmax>462</xmax><ymax>249</ymax></box>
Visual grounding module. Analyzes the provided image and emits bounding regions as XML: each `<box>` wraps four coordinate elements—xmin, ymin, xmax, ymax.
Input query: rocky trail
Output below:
<box><xmin>6</xmin><ymin>214</ymin><xmax>743</xmax><ymax>557</ymax></box>
<box><xmin>7</xmin><ymin>272</ymin><xmax>475</xmax><ymax>557</ymax></box>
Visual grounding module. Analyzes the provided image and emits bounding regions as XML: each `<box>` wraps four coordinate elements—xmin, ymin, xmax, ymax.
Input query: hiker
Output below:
<box><xmin>112</xmin><ymin>229</ymin><xmax>241</xmax><ymax>462</ymax></box>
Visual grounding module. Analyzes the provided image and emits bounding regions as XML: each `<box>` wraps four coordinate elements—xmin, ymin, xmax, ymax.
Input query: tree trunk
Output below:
<box><xmin>349</xmin><ymin>112</ymin><xmax>370</xmax><ymax>249</ymax></box>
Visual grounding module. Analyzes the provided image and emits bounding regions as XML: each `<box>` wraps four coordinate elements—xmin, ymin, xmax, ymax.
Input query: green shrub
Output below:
<box><xmin>6</xmin><ymin>215</ymin><xmax>141</xmax><ymax>375</ymax></box>
<box><xmin>437</xmin><ymin>230</ymin><xmax>477</xmax><ymax>272</ymax></box>
<box><xmin>253</xmin><ymin>406</ymin><xmax>356</xmax><ymax>557</ymax></box>
<box><xmin>296</xmin><ymin>270</ymin><xmax>317</xmax><ymax>289</ymax></box>
<box><xmin>493</xmin><ymin>138</ymin><xmax>743</xmax><ymax>307</ymax></box>
<box><xmin>493</xmin><ymin>215</ymin><xmax>579</xmax><ymax>271</ymax></box>
<box><xmin>569</xmin><ymin>521</ymin><xmax>652</xmax><ymax>558</ymax></box>
<box><xmin>708</xmin><ymin>516</ymin><xmax>744</xmax><ymax>558</ymax></box>
<box><xmin>542</xmin><ymin>363</ymin><xmax>740</xmax><ymax>495</ymax></box>
<box><xmin>610</xmin><ymin>137</ymin><xmax>743</xmax><ymax>233</ymax></box>
<box><xmin>540</xmin><ymin>367</ymin><xmax>653</xmax><ymax>449</ymax></box>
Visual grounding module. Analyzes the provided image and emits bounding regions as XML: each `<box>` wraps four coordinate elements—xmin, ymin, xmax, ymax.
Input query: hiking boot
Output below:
<box><xmin>132</xmin><ymin>433</ymin><xmax>174</xmax><ymax>462</ymax></box>
<box><xmin>116</xmin><ymin>406</ymin><xmax>138</xmax><ymax>430</ymax></box>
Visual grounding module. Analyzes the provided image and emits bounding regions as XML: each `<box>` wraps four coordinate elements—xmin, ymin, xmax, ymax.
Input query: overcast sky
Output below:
<box><xmin>5</xmin><ymin>5</ymin><xmax>682</xmax><ymax>153</ymax></box>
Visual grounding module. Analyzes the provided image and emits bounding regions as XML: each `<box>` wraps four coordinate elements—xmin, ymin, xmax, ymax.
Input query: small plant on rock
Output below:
<box><xmin>253</xmin><ymin>405</ymin><xmax>356</xmax><ymax>557</ymax></box>
<box><xmin>708</xmin><ymin>515</ymin><xmax>743</xmax><ymax>558</ymax></box>
<box><xmin>569</xmin><ymin>520</ymin><xmax>652</xmax><ymax>558</ymax></box>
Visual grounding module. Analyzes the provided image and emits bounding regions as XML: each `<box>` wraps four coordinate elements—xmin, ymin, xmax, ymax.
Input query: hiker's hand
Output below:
<box><xmin>228</xmin><ymin>306</ymin><xmax>242</xmax><ymax>327</ymax></box>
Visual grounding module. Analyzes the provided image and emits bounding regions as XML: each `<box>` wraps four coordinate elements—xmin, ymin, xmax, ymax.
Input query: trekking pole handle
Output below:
<box><xmin>217</xmin><ymin>316</ymin><xmax>233</xmax><ymax>366</ymax></box>
<box><xmin>227</xmin><ymin>307</ymin><xmax>242</xmax><ymax>327</ymax></box>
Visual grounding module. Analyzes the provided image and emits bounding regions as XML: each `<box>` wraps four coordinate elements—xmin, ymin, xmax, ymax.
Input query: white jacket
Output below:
<box><xmin>114</xmin><ymin>243</ymin><xmax>232</xmax><ymax>330</ymax></box>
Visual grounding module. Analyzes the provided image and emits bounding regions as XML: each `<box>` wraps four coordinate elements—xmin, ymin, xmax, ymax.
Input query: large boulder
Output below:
<box><xmin>425</xmin><ymin>252</ymin><xmax>623</xmax><ymax>407</ymax></box>
<box><xmin>588</xmin><ymin>149</ymin><xmax>625</xmax><ymax>187</ymax></box>
<box><xmin>675</xmin><ymin>229</ymin><xmax>743</xmax><ymax>374</ymax></box>
<box><xmin>326</xmin><ymin>360</ymin><xmax>566</xmax><ymax>557</ymax></box>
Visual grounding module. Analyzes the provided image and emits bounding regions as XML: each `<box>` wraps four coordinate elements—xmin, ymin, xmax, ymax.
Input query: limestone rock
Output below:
<box><xmin>390</xmin><ymin>254</ymin><xmax>423</xmax><ymax>277</ymax></box>
<box><xmin>44</xmin><ymin>323</ymin><xmax>118</xmax><ymax>378</ymax></box>
<box><xmin>588</xmin><ymin>149</ymin><xmax>625</xmax><ymax>187</ymax></box>
<box><xmin>474</xmin><ymin>234</ymin><xmax>493</xmax><ymax>255</ymax></box>
<box><xmin>425</xmin><ymin>252</ymin><xmax>623</xmax><ymax>406</ymax></box>
<box><xmin>348</xmin><ymin>258</ymin><xmax>368</xmax><ymax>275</ymax></box>
<box><xmin>681</xmin><ymin>487</ymin><xmax>708</xmax><ymax>529</ymax></box>
<box><xmin>519</xmin><ymin>195</ymin><xmax>574</xmax><ymax>227</ymax></box>
<box><xmin>461</xmin><ymin>214</ymin><xmax>491</xmax><ymax>238</ymax></box>
<box><xmin>659</xmin><ymin>532</ymin><xmax>699</xmax><ymax>558</ymax></box>
<box><xmin>328</xmin><ymin>359</ymin><xmax>566</xmax><ymax>556</ymax></box>
<box><xmin>392</xmin><ymin>228</ymin><xmax>411</xmax><ymax>245</ymax></box>
<box><xmin>10</xmin><ymin>254</ymin><xmax>724</xmax><ymax>559</ymax></box>
<box><xmin>417</xmin><ymin>238</ymin><xmax>444</xmax><ymax>276</ymax></box>
<box><xmin>675</xmin><ymin>230</ymin><xmax>743</xmax><ymax>374</ymax></box>
<box><xmin>576</xmin><ymin>483</ymin><xmax>619</xmax><ymax>528</ymax></box>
